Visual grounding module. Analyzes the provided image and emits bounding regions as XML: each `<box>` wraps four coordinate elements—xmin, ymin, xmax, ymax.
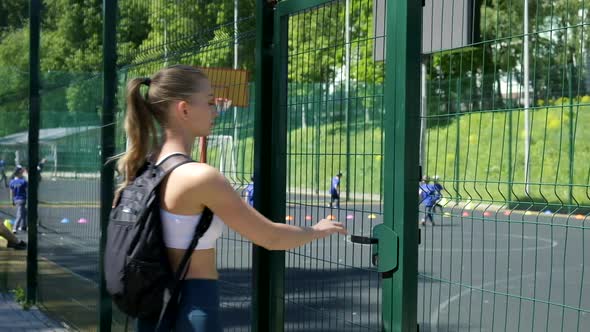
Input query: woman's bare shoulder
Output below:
<box><xmin>168</xmin><ymin>162</ymin><xmax>227</xmax><ymax>190</ymax></box>
<box><xmin>161</xmin><ymin>162</ymin><xmax>229</xmax><ymax>212</ymax></box>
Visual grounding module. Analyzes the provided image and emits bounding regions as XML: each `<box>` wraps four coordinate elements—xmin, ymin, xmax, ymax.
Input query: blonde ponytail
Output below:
<box><xmin>117</xmin><ymin>77</ymin><xmax>158</xmax><ymax>190</ymax></box>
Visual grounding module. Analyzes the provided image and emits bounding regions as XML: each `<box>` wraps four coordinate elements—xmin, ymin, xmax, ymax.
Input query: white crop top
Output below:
<box><xmin>155</xmin><ymin>152</ymin><xmax>224</xmax><ymax>250</ymax></box>
<box><xmin>161</xmin><ymin>209</ymin><xmax>225</xmax><ymax>250</ymax></box>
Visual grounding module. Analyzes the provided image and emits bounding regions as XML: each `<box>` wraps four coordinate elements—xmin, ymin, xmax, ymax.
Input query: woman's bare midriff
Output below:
<box><xmin>166</xmin><ymin>247</ymin><xmax>218</xmax><ymax>280</ymax></box>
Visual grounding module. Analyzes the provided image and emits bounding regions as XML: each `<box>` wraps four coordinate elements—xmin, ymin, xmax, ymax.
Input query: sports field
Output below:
<box><xmin>1</xmin><ymin>179</ymin><xmax>588</xmax><ymax>331</ymax></box>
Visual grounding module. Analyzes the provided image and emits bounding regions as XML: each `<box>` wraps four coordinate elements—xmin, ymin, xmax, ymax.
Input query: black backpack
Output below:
<box><xmin>104</xmin><ymin>153</ymin><xmax>214</xmax><ymax>323</ymax></box>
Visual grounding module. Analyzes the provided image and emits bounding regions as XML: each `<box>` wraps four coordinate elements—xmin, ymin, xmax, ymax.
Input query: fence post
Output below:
<box><xmin>315</xmin><ymin>99</ymin><xmax>321</xmax><ymax>193</ymax></box>
<box><xmin>508</xmin><ymin>110</ymin><xmax>513</xmax><ymax>203</ymax></box>
<box><xmin>99</xmin><ymin>0</ymin><xmax>117</xmax><ymax>330</ymax></box>
<box><xmin>344</xmin><ymin>0</ymin><xmax>351</xmax><ymax>200</ymax></box>
<box><xmin>454</xmin><ymin>79</ymin><xmax>461</xmax><ymax>203</ymax></box>
<box><xmin>27</xmin><ymin>0</ymin><xmax>41</xmax><ymax>304</ymax></box>
<box><xmin>568</xmin><ymin>63</ymin><xmax>574</xmax><ymax>213</ymax></box>
<box><xmin>382</xmin><ymin>0</ymin><xmax>421</xmax><ymax>330</ymax></box>
<box><xmin>253</xmin><ymin>1</ymin><xmax>285</xmax><ymax>331</ymax></box>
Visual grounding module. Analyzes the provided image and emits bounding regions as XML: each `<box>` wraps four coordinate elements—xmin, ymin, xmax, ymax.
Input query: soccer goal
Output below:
<box><xmin>206</xmin><ymin>135</ymin><xmax>237</xmax><ymax>176</ymax></box>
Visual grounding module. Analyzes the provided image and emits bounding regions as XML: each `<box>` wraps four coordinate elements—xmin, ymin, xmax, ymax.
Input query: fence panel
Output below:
<box><xmin>278</xmin><ymin>0</ymin><xmax>387</xmax><ymax>330</ymax></box>
<box><xmin>419</xmin><ymin>1</ymin><xmax>590</xmax><ymax>331</ymax></box>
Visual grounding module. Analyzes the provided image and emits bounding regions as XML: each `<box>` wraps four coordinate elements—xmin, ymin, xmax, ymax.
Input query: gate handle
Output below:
<box><xmin>349</xmin><ymin>225</ymin><xmax>399</xmax><ymax>276</ymax></box>
<box><xmin>350</xmin><ymin>235</ymin><xmax>381</xmax><ymax>268</ymax></box>
<box><xmin>350</xmin><ymin>235</ymin><xmax>378</xmax><ymax>245</ymax></box>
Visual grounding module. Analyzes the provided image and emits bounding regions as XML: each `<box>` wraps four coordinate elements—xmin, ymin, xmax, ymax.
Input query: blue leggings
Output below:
<box><xmin>136</xmin><ymin>279</ymin><xmax>221</xmax><ymax>332</ymax></box>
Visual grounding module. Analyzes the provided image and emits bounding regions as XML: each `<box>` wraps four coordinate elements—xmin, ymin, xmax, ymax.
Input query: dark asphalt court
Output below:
<box><xmin>1</xmin><ymin>178</ymin><xmax>588</xmax><ymax>331</ymax></box>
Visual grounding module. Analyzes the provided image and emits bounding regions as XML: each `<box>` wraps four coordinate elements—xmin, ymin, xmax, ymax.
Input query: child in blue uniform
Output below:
<box><xmin>419</xmin><ymin>176</ymin><xmax>437</xmax><ymax>226</ymax></box>
<box><xmin>329</xmin><ymin>172</ymin><xmax>342</xmax><ymax>209</ymax></box>
<box><xmin>244</xmin><ymin>176</ymin><xmax>254</xmax><ymax>207</ymax></box>
<box><xmin>9</xmin><ymin>166</ymin><xmax>27</xmax><ymax>233</ymax></box>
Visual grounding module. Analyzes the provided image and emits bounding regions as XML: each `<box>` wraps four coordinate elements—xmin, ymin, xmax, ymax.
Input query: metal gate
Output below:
<box><xmin>263</xmin><ymin>0</ymin><xmax>421</xmax><ymax>330</ymax></box>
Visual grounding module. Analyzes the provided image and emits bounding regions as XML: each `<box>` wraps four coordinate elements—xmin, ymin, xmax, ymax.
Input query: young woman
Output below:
<box><xmin>119</xmin><ymin>65</ymin><xmax>347</xmax><ymax>332</ymax></box>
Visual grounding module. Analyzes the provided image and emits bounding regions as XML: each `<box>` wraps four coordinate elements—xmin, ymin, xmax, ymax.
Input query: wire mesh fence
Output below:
<box><xmin>1</xmin><ymin>0</ymin><xmax>588</xmax><ymax>331</ymax></box>
<box><xmin>1</xmin><ymin>0</ymin><xmax>257</xmax><ymax>330</ymax></box>
<box><xmin>281</xmin><ymin>0</ymin><xmax>385</xmax><ymax>330</ymax></box>
<box><xmin>0</xmin><ymin>70</ymin><xmax>104</xmax><ymax>328</ymax></box>
<box><xmin>34</xmin><ymin>69</ymin><xmax>103</xmax><ymax>329</ymax></box>
<box><xmin>0</xmin><ymin>63</ymin><xmax>29</xmax><ymax>306</ymax></box>
<box><xmin>419</xmin><ymin>1</ymin><xmax>590</xmax><ymax>331</ymax></box>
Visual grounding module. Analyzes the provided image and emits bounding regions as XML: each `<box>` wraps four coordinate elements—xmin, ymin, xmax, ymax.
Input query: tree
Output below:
<box><xmin>126</xmin><ymin>0</ymin><xmax>255</xmax><ymax>69</ymax></box>
<box><xmin>0</xmin><ymin>26</ymin><xmax>28</xmax><ymax>114</ymax></box>
<box><xmin>0</xmin><ymin>0</ymin><xmax>27</xmax><ymax>30</ymax></box>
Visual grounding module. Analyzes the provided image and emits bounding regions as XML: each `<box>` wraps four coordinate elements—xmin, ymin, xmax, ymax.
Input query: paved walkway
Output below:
<box><xmin>0</xmin><ymin>292</ymin><xmax>70</xmax><ymax>331</ymax></box>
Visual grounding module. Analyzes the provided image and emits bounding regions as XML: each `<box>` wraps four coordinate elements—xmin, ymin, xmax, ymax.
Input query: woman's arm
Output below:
<box><xmin>181</xmin><ymin>164</ymin><xmax>347</xmax><ymax>250</ymax></box>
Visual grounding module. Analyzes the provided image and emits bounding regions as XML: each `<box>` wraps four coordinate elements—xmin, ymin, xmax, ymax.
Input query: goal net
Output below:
<box><xmin>206</xmin><ymin>135</ymin><xmax>237</xmax><ymax>176</ymax></box>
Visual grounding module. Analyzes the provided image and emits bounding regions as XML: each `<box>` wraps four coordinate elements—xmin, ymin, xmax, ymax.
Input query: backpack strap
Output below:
<box><xmin>139</xmin><ymin>153</ymin><xmax>194</xmax><ymax>207</ymax></box>
<box><xmin>156</xmin><ymin>207</ymin><xmax>214</xmax><ymax>331</ymax></box>
<box><xmin>174</xmin><ymin>207</ymin><xmax>214</xmax><ymax>281</ymax></box>
<box><xmin>153</xmin><ymin>153</ymin><xmax>194</xmax><ymax>181</ymax></box>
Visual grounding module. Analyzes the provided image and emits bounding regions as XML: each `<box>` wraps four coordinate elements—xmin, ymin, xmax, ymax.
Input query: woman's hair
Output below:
<box><xmin>117</xmin><ymin>64</ymin><xmax>208</xmax><ymax>190</ymax></box>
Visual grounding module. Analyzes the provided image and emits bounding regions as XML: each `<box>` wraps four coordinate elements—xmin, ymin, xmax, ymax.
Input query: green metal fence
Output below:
<box><xmin>35</xmin><ymin>72</ymin><xmax>104</xmax><ymax>330</ymax></box>
<box><xmin>0</xmin><ymin>39</ymin><xmax>106</xmax><ymax>332</ymax></box>
<box><xmin>2</xmin><ymin>0</ymin><xmax>588</xmax><ymax>331</ymax></box>
<box><xmin>419</xmin><ymin>1</ymin><xmax>590</xmax><ymax>331</ymax></box>
<box><xmin>0</xmin><ymin>0</ymin><xmax>419</xmax><ymax>330</ymax></box>
<box><xmin>1</xmin><ymin>0</ymin><xmax>258</xmax><ymax>330</ymax></box>
<box><xmin>273</xmin><ymin>0</ymin><xmax>420</xmax><ymax>330</ymax></box>
<box><xmin>280</xmin><ymin>1</ymin><xmax>385</xmax><ymax>330</ymax></box>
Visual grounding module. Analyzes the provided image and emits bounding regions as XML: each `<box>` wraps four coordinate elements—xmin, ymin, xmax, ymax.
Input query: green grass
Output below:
<box><xmin>285</xmin><ymin>122</ymin><xmax>383</xmax><ymax>198</ymax></box>
<box><xmin>13</xmin><ymin>104</ymin><xmax>580</xmax><ymax>209</ymax></box>
<box><xmin>425</xmin><ymin>105</ymin><xmax>590</xmax><ymax>210</ymax></box>
<box><xmin>208</xmin><ymin>121</ymin><xmax>384</xmax><ymax>200</ymax></box>
<box><xmin>11</xmin><ymin>286</ymin><xmax>31</xmax><ymax>310</ymax></box>
<box><xmin>209</xmin><ymin>104</ymin><xmax>590</xmax><ymax>209</ymax></box>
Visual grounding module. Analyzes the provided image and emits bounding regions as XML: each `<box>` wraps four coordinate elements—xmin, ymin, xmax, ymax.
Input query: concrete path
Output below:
<box><xmin>0</xmin><ymin>292</ymin><xmax>69</xmax><ymax>331</ymax></box>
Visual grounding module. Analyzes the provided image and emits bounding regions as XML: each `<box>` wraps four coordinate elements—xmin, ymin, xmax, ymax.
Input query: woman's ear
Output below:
<box><xmin>175</xmin><ymin>100</ymin><xmax>189</xmax><ymax>119</ymax></box>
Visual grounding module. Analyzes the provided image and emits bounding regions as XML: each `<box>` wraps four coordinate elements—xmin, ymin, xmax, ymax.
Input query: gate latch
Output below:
<box><xmin>350</xmin><ymin>224</ymin><xmax>399</xmax><ymax>278</ymax></box>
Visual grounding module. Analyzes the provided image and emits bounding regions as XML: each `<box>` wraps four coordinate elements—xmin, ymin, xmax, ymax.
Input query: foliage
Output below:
<box><xmin>287</xmin><ymin>0</ymin><xmax>384</xmax><ymax>84</ymax></box>
<box><xmin>426</xmin><ymin>0</ymin><xmax>590</xmax><ymax>118</ymax></box>
<box><xmin>11</xmin><ymin>285</ymin><xmax>31</xmax><ymax>310</ymax></box>
<box><xmin>0</xmin><ymin>0</ymin><xmax>257</xmax><ymax>136</ymax></box>
<box><xmin>425</xmin><ymin>105</ymin><xmax>590</xmax><ymax>207</ymax></box>
<box><xmin>0</xmin><ymin>0</ymin><xmax>588</xmax><ymax>178</ymax></box>
<box><xmin>0</xmin><ymin>26</ymin><xmax>29</xmax><ymax>111</ymax></box>
<box><xmin>0</xmin><ymin>0</ymin><xmax>27</xmax><ymax>30</ymax></box>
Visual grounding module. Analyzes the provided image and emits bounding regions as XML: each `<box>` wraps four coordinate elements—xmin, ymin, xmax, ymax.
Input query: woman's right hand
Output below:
<box><xmin>311</xmin><ymin>219</ymin><xmax>348</xmax><ymax>239</ymax></box>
